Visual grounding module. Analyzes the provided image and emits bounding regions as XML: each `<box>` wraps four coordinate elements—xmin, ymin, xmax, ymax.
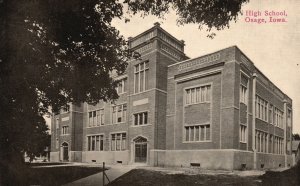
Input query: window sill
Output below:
<box><xmin>60</xmin><ymin>134</ymin><xmax>70</xmax><ymax>136</ymax></box>
<box><xmin>256</xmin><ymin>152</ymin><xmax>284</xmax><ymax>155</ymax></box>
<box><xmin>239</xmin><ymin>141</ymin><xmax>247</xmax><ymax>144</ymax></box>
<box><xmin>132</xmin><ymin>90</ymin><xmax>151</xmax><ymax>96</ymax></box>
<box><xmin>240</xmin><ymin>101</ymin><xmax>247</xmax><ymax>105</ymax></box>
<box><xmin>111</xmin><ymin>122</ymin><xmax>126</xmax><ymax>125</ymax></box>
<box><xmin>87</xmin><ymin>125</ymin><xmax>105</xmax><ymax>128</ymax></box>
<box><xmin>131</xmin><ymin>124</ymin><xmax>152</xmax><ymax>127</ymax></box>
<box><xmin>86</xmin><ymin>150</ymin><xmax>105</xmax><ymax>152</ymax></box>
<box><xmin>185</xmin><ymin>102</ymin><xmax>211</xmax><ymax>107</ymax></box>
<box><xmin>182</xmin><ymin>140</ymin><xmax>211</xmax><ymax>143</ymax></box>
<box><xmin>118</xmin><ymin>92</ymin><xmax>127</xmax><ymax>96</ymax></box>
<box><xmin>256</xmin><ymin>118</ymin><xmax>268</xmax><ymax>123</ymax></box>
<box><xmin>274</xmin><ymin>126</ymin><xmax>284</xmax><ymax>130</ymax></box>
<box><xmin>60</xmin><ymin>111</ymin><xmax>70</xmax><ymax>114</ymax></box>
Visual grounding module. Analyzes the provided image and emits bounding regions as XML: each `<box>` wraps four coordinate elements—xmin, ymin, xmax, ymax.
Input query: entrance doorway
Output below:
<box><xmin>134</xmin><ymin>137</ymin><xmax>147</xmax><ymax>163</ymax></box>
<box><xmin>61</xmin><ymin>142</ymin><xmax>69</xmax><ymax>161</ymax></box>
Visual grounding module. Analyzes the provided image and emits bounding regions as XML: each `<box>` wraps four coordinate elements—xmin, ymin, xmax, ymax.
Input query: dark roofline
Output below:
<box><xmin>234</xmin><ymin>46</ymin><xmax>292</xmax><ymax>103</ymax></box>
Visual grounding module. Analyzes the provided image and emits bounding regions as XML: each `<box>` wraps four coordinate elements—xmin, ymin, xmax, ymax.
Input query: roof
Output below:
<box><xmin>292</xmin><ymin>140</ymin><xmax>300</xmax><ymax>151</ymax></box>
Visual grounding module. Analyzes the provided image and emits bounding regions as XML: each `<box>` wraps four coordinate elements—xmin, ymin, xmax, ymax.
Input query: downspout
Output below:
<box><xmin>252</xmin><ymin>73</ymin><xmax>257</xmax><ymax>169</ymax></box>
<box><xmin>283</xmin><ymin>99</ymin><xmax>287</xmax><ymax>167</ymax></box>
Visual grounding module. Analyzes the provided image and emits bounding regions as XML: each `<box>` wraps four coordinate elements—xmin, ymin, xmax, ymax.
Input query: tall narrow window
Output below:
<box><xmin>112</xmin><ymin>106</ymin><xmax>116</xmax><ymax>124</ymax></box>
<box><xmin>96</xmin><ymin>136</ymin><xmax>100</xmax><ymax>151</ymax></box>
<box><xmin>240</xmin><ymin>125</ymin><xmax>247</xmax><ymax>143</ymax></box>
<box><xmin>89</xmin><ymin>112</ymin><xmax>93</xmax><ymax>127</ymax></box>
<box><xmin>56</xmin><ymin>118</ymin><xmax>59</xmax><ymax>129</ymax></box>
<box><xmin>121</xmin><ymin>133</ymin><xmax>126</xmax><ymax>150</ymax></box>
<box><xmin>134</xmin><ymin>61</ymin><xmax>149</xmax><ymax>93</ymax></box>
<box><xmin>240</xmin><ymin>74</ymin><xmax>248</xmax><ymax>104</ymax></box>
<box><xmin>269</xmin><ymin>135</ymin><xmax>273</xmax><ymax>153</ymax></box>
<box><xmin>116</xmin><ymin>134</ymin><xmax>121</xmax><ymax>151</ymax></box>
<box><xmin>111</xmin><ymin>134</ymin><xmax>116</xmax><ymax>151</ymax></box>
<box><xmin>287</xmin><ymin>109</ymin><xmax>292</xmax><ymax>127</ymax></box>
<box><xmin>269</xmin><ymin>105</ymin><xmax>273</xmax><ymax>124</ymax></box>
<box><xmin>92</xmin><ymin>111</ymin><xmax>96</xmax><ymax>126</ymax></box>
<box><xmin>91</xmin><ymin>136</ymin><xmax>95</xmax><ymax>150</ymax></box>
<box><xmin>186</xmin><ymin>89</ymin><xmax>191</xmax><ymax>104</ymax></box>
<box><xmin>240</xmin><ymin>86</ymin><xmax>247</xmax><ymax>104</ymax></box>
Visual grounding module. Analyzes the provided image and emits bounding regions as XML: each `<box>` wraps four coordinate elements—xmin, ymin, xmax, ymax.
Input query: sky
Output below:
<box><xmin>112</xmin><ymin>0</ymin><xmax>300</xmax><ymax>133</ymax></box>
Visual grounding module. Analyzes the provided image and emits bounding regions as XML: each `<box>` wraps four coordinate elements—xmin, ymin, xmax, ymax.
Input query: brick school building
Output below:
<box><xmin>50</xmin><ymin>23</ymin><xmax>293</xmax><ymax>170</ymax></box>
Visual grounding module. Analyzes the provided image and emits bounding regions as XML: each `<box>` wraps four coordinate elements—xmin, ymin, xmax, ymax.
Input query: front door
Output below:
<box><xmin>63</xmin><ymin>146</ymin><xmax>68</xmax><ymax>161</ymax></box>
<box><xmin>135</xmin><ymin>143</ymin><xmax>147</xmax><ymax>163</ymax></box>
<box><xmin>61</xmin><ymin>142</ymin><xmax>69</xmax><ymax>161</ymax></box>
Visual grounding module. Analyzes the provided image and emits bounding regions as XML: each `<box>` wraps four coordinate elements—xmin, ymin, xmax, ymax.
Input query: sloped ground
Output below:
<box><xmin>259</xmin><ymin>163</ymin><xmax>300</xmax><ymax>186</ymax></box>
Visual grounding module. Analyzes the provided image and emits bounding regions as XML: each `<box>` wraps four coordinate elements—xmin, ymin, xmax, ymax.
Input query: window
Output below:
<box><xmin>97</xmin><ymin>109</ymin><xmax>104</xmax><ymax>126</ymax></box>
<box><xmin>56</xmin><ymin>138</ymin><xmax>59</xmax><ymax>149</ymax></box>
<box><xmin>56</xmin><ymin>118</ymin><xmax>59</xmax><ymax>129</ymax></box>
<box><xmin>255</xmin><ymin>96</ymin><xmax>268</xmax><ymax>121</ymax></box>
<box><xmin>184</xmin><ymin>124</ymin><xmax>210</xmax><ymax>142</ymax></box>
<box><xmin>62</xmin><ymin>126</ymin><xmax>69</xmax><ymax>135</ymax></box>
<box><xmin>185</xmin><ymin>85</ymin><xmax>211</xmax><ymax>105</ymax></box>
<box><xmin>269</xmin><ymin>105</ymin><xmax>273</xmax><ymax>124</ymax></box>
<box><xmin>134</xmin><ymin>61</ymin><xmax>149</xmax><ymax>93</ymax></box>
<box><xmin>240</xmin><ymin>85</ymin><xmax>247</xmax><ymax>104</ymax></box>
<box><xmin>287</xmin><ymin>109</ymin><xmax>292</xmax><ymax>127</ymax></box>
<box><xmin>88</xmin><ymin>109</ymin><xmax>104</xmax><ymax>127</ymax></box>
<box><xmin>116</xmin><ymin>78</ymin><xmax>127</xmax><ymax>94</ymax></box>
<box><xmin>133</xmin><ymin>112</ymin><xmax>148</xmax><ymax>126</ymax></box>
<box><xmin>274</xmin><ymin>107</ymin><xmax>283</xmax><ymax>128</ymax></box>
<box><xmin>269</xmin><ymin>135</ymin><xmax>273</xmax><ymax>153</ymax></box>
<box><xmin>255</xmin><ymin>130</ymin><xmax>268</xmax><ymax>153</ymax></box>
<box><xmin>112</xmin><ymin>104</ymin><xmax>127</xmax><ymax>124</ymax></box>
<box><xmin>274</xmin><ymin>136</ymin><xmax>283</xmax><ymax>154</ymax></box>
<box><xmin>255</xmin><ymin>130</ymin><xmax>283</xmax><ymax>154</ymax></box>
<box><xmin>240</xmin><ymin>125</ymin><xmax>247</xmax><ymax>143</ymax></box>
<box><xmin>287</xmin><ymin>141</ymin><xmax>291</xmax><ymax>154</ymax></box>
<box><xmin>240</xmin><ymin>74</ymin><xmax>248</xmax><ymax>104</ymax></box>
<box><xmin>87</xmin><ymin>135</ymin><xmax>104</xmax><ymax>151</ymax></box>
<box><xmin>111</xmin><ymin>133</ymin><xmax>126</xmax><ymax>151</ymax></box>
<box><xmin>89</xmin><ymin>111</ymin><xmax>95</xmax><ymax>127</ymax></box>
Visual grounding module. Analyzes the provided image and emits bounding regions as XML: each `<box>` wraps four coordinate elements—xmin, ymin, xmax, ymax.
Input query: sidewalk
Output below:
<box><xmin>63</xmin><ymin>164</ymin><xmax>136</xmax><ymax>186</ymax></box>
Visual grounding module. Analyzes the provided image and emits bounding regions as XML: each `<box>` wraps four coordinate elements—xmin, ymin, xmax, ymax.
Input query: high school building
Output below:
<box><xmin>50</xmin><ymin>23</ymin><xmax>293</xmax><ymax>170</ymax></box>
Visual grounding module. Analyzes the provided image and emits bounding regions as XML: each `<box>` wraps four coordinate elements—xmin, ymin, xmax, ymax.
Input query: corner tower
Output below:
<box><xmin>126</xmin><ymin>22</ymin><xmax>187</xmax><ymax>165</ymax></box>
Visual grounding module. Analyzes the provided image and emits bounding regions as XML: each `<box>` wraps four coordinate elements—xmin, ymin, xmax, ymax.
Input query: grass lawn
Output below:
<box><xmin>108</xmin><ymin>169</ymin><xmax>261</xmax><ymax>186</ymax></box>
<box><xmin>22</xmin><ymin>164</ymin><xmax>103</xmax><ymax>186</ymax></box>
<box><xmin>109</xmin><ymin>164</ymin><xmax>300</xmax><ymax>186</ymax></box>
